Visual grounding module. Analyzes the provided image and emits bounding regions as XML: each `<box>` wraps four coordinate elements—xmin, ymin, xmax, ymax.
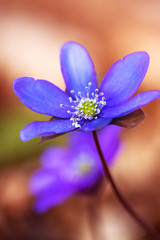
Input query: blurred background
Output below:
<box><xmin>0</xmin><ymin>0</ymin><xmax>160</xmax><ymax>239</ymax></box>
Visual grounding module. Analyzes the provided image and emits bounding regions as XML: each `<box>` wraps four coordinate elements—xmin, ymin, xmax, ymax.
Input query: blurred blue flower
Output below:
<box><xmin>30</xmin><ymin>125</ymin><xmax>121</xmax><ymax>213</ymax></box>
<box><xmin>13</xmin><ymin>42</ymin><xmax>160</xmax><ymax>141</ymax></box>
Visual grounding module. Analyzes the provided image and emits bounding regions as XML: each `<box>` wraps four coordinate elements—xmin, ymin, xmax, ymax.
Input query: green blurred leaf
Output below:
<box><xmin>0</xmin><ymin>106</ymin><xmax>66</xmax><ymax>167</ymax></box>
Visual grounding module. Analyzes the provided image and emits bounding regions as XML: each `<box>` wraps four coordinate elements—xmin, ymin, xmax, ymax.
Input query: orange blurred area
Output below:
<box><xmin>0</xmin><ymin>0</ymin><xmax>160</xmax><ymax>239</ymax></box>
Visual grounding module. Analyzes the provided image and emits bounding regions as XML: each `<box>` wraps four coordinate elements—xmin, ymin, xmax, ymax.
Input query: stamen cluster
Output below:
<box><xmin>60</xmin><ymin>82</ymin><xmax>106</xmax><ymax>128</ymax></box>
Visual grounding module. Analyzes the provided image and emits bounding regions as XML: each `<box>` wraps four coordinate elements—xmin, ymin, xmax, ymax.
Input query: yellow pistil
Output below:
<box><xmin>80</xmin><ymin>100</ymin><xmax>97</xmax><ymax>116</ymax></box>
<box><xmin>80</xmin><ymin>162</ymin><xmax>91</xmax><ymax>173</ymax></box>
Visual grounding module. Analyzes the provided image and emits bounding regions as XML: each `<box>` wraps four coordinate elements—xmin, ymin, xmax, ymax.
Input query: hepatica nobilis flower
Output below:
<box><xmin>13</xmin><ymin>42</ymin><xmax>160</xmax><ymax>141</ymax></box>
<box><xmin>30</xmin><ymin>125</ymin><xmax>121</xmax><ymax>212</ymax></box>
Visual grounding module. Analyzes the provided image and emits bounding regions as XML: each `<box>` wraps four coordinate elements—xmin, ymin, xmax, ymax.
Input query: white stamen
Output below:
<box><xmin>60</xmin><ymin>84</ymin><xmax>106</xmax><ymax>128</ymax></box>
<box><xmin>78</xmin><ymin>92</ymin><xmax>81</xmax><ymax>97</ymax></box>
<box><xmin>69</xmin><ymin>97</ymin><xmax>73</xmax><ymax>103</ymax></box>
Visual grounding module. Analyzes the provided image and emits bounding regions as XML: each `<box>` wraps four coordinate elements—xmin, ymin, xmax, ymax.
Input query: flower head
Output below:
<box><xmin>30</xmin><ymin>125</ymin><xmax>121</xmax><ymax>212</ymax></box>
<box><xmin>13</xmin><ymin>42</ymin><xmax>160</xmax><ymax>141</ymax></box>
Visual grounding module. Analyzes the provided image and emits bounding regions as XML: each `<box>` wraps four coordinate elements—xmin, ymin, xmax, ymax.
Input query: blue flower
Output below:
<box><xmin>13</xmin><ymin>42</ymin><xmax>160</xmax><ymax>141</ymax></box>
<box><xmin>30</xmin><ymin>125</ymin><xmax>121</xmax><ymax>212</ymax></box>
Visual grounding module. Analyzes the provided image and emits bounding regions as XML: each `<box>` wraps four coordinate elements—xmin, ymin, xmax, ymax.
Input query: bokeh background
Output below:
<box><xmin>0</xmin><ymin>0</ymin><xmax>160</xmax><ymax>239</ymax></box>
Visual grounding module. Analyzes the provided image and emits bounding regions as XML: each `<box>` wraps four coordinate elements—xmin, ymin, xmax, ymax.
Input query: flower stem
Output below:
<box><xmin>92</xmin><ymin>130</ymin><xmax>160</xmax><ymax>240</ymax></box>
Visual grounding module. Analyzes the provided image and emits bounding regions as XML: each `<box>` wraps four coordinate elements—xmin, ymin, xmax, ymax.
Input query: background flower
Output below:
<box><xmin>30</xmin><ymin>125</ymin><xmax>121</xmax><ymax>212</ymax></box>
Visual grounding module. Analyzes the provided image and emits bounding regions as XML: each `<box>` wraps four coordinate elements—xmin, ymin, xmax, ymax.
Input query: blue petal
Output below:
<box><xmin>70</xmin><ymin>125</ymin><xmax>121</xmax><ymax>166</ymax></box>
<box><xmin>30</xmin><ymin>148</ymin><xmax>91</xmax><ymax>212</ymax></box>
<box><xmin>98</xmin><ymin>125</ymin><xmax>122</xmax><ymax>165</ymax></box>
<box><xmin>100</xmin><ymin>90</ymin><xmax>160</xmax><ymax>118</ymax></box>
<box><xmin>20</xmin><ymin>120</ymin><xmax>76</xmax><ymax>141</ymax></box>
<box><xmin>30</xmin><ymin>169</ymin><xmax>58</xmax><ymax>195</ymax></box>
<box><xmin>100</xmin><ymin>52</ymin><xmax>150</xmax><ymax>106</ymax></box>
<box><xmin>13</xmin><ymin>77</ymin><xmax>72</xmax><ymax>118</ymax></box>
<box><xmin>68</xmin><ymin>125</ymin><xmax>121</xmax><ymax>166</ymax></box>
<box><xmin>60</xmin><ymin>42</ymin><xmax>97</xmax><ymax>97</ymax></box>
<box><xmin>80</xmin><ymin>118</ymin><xmax>112</xmax><ymax>131</ymax></box>
<box><xmin>39</xmin><ymin>146</ymin><xmax>100</xmax><ymax>192</ymax></box>
<box><xmin>32</xmin><ymin>180</ymin><xmax>76</xmax><ymax>213</ymax></box>
<box><xmin>68</xmin><ymin>125</ymin><xmax>121</xmax><ymax>169</ymax></box>
<box><xmin>68</xmin><ymin>131</ymin><xmax>94</xmax><ymax>152</ymax></box>
<box><xmin>41</xmin><ymin>147</ymin><xmax>72</xmax><ymax>169</ymax></box>
<box><xmin>30</xmin><ymin>149</ymin><xmax>77</xmax><ymax>212</ymax></box>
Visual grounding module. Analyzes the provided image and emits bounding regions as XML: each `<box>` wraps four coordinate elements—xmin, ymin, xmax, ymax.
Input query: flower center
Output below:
<box><xmin>75</xmin><ymin>152</ymin><xmax>94</xmax><ymax>174</ymax></box>
<box><xmin>80</xmin><ymin>162</ymin><xmax>91</xmax><ymax>174</ymax></box>
<box><xmin>80</xmin><ymin>99</ymin><xmax>97</xmax><ymax>116</ymax></box>
<box><xmin>60</xmin><ymin>82</ymin><xmax>106</xmax><ymax>128</ymax></box>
